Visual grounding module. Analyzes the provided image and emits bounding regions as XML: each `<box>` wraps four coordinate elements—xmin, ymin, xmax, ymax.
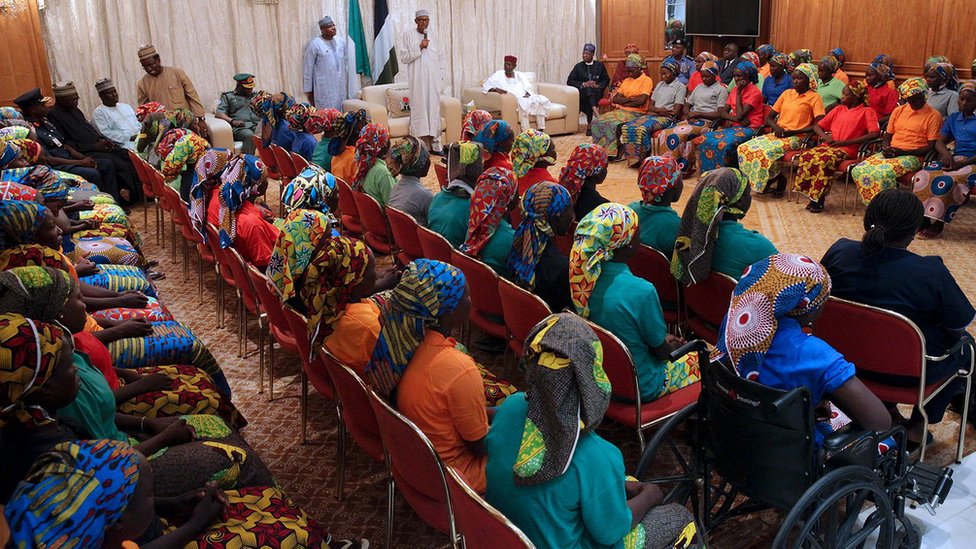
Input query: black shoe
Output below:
<box><xmin>586</xmin><ymin>128</ymin><xmax>592</xmax><ymax>136</ymax></box>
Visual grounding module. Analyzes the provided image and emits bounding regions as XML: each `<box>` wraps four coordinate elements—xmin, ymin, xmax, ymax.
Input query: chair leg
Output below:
<box><xmin>385</xmin><ymin>468</ymin><xmax>396</xmax><ymax>549</ymax></box>
<box><xmin>957</xmin><ymin>372</ymin><xmax>972</xmax><ymax>464</ymax></box>
<box><xmin>267</xmin><ymin>339</ymin><xmax>276</xmax><ymax>401</ymax></box>
<box><xmin>215</xmin><ymin>271</ymin><xmax>224</xmax><ymax>329</ymax></box>
<box><xmin>257</xmin><ymin>316</ymin><xmax>266</xmax><ymax>394</ymax></box>
<box><xmin>918</xmin><ymin>407</ymin><xmax>931</xmax><ymax>463</ymax></box>
<box><xmin>169</xmin><ymin>221</ymin><xmax>177</xmax><ymax>264</ymax></box>
<box><xmin>335</xmin><ymin>401</ymin><xmax>346</xmax><ymax>502</ymax></box>
<box><xmin>182</xmin><ymin>239</ymin><xmax>189</xmax><ymax>282</ymax></box>
<box><xmin>197</xmin><ymin>251</ymin><xmax>204</xmax><ymax>301</ymax></box>
<box><xmin>155</xmin><ymin>201</ymin><xmax>162</xmax><ymax>245</ymax></box>
<box><xmin>236</xmin><ymin>295</ymin><xmax>245</xmax><ymax>357</ymax></box>
<box><xmin>143</xmin><ymin>195</ymin><xmax>149</xmax><ymax>231</ymax></box>
<box><xmin>300</xmin><ymin>368</ymin><xmax>308</xmax><ymax>444</ymax></box>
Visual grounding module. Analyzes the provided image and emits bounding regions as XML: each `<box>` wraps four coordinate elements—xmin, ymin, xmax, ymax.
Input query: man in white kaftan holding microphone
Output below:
<box><xmin>399</xmin><ymin>9</ymin><xmax>445</xmax><ymax>152</ymax></box>
<box><xmin>482</xmin><ymin>55</ymin><xmax>555</xmax><ymax>132</ymax></box>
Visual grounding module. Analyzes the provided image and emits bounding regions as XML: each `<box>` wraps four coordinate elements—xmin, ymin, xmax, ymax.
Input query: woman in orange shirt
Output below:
<box><xmin>591</xmin><ymin>54</ymin><xmax>654</xmax><ymax>158</ymax></box>
<box><xmin>852</xmin><ymin>78</ymin><xmax>942</xmax><ymax>205</ymax></box>
<box><xmin>328</xmin><ymin>109</ymin><xmax>371</xmax><ymax>183</ymax></box>
<box><xmin>737</xmin><ymin>62</ymin><xmax>825</xmax><ymax>195</ymax></box>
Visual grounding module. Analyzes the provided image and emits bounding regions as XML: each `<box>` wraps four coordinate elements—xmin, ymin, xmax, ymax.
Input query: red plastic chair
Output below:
<box><xmin>290</xmin><ymin>151</ymin><xmax>309</xmax><ymax>171</ymax></box>
<box><xmin>224</xmin><ymin>246</ymin><xmax>265</xmax><ymax>360</ymax></box>
<box><xmin>247</xmin><ymin>265</ymin><xmax>300</xmax><ymax>400</ymax></box>
<box><xmin>416</xmin><ymin>225</ymin><xmax>454</xmax><ymax>264</ymax></box>
<box><xmin>451</xmin><ymin>250</ymin><xmax>507</xmax><ymax>341</ymax></box>
<box><xmin>270</xmin><ymin>144</ymin><xmax>298</xmax><ymax>215</ymax></box>
<box><xmin>369</xmin><ymin>389</ymin><xmax>459</xmax><ymax>548</ymax></box>
<box><xmin>434</xmin><ymin>159</ymin><xmax>449</xmax><ymax>189</ymax></box>
<box><xmin>204</xmin><ymin>223</ymin><xmax>240</xmax><ymax>330</ymax></box>
<box><xmin>445</xmin><ymin>466</ymin><xmax>536</xmax><ymax>549</ymax></box>
<box><xmin>126</xmin><ymin>150</ymin><xmax>155</xmax><ymax>233</ymax></box>
<box><xmin>320</xmin><ymin>349</ymin><xmax>385</xmax><ymax>501</ymax></box>
<box><xmin>497</xmin><ymin>278</ymin><xmax>552</xmax><ymax>357</ymax></box>
<box><xmin>587</xmin><ymin>319</ymin><xmax>701</xmax><ymax>453</ymax></box>
<box><xmin>683</xmin><ymin>272</ymin><xmax>737</xmax><ymax>345</ymax></box>
<box><xmin>335</xmin><ymin>176</ymin><xmax>364</xmax><ymax>236</ymax></box>
<box><xmin>353</xmin><ymin>190</ymin><xmax>395</xmax><ymax>255</ymax></box>
<box><xmin>254</xmin><ymin>137</ymin><xmax>280</xmax><ymax>180</ymax></box>
<box><xmin>815</xmin><ymin>296</ymin><xmax>974</xmax><ymax>462</ymax></box>
<box><xmin>280</xmin><ymin>302</ymin><xmax>334</xmax><ymax>443</ymax></box>
<box><xmin>386</xmin><ymin>206</ymin><xmax>424</xmax><ymax>266</ymax></box>
<box><xmin>627</xmin><ymin>244</ymin><xmax>682</xmax><ymax>327</ymax></box>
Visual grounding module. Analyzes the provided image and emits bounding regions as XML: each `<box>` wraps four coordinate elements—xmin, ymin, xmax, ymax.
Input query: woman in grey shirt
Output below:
<box><xmin>387</xmin><ymin>136</ymin><xmax>434</xmax><ymax>226</ymax></box>
<box><xmin>654</xmin><ymin>59</ymin><xmax>729</xmax><ymax>175</ymax></box>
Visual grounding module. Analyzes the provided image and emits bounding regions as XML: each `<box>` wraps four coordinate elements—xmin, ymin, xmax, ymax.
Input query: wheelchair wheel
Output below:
<box><xmin>773</xmin><ymin>465</ymin><xmax>896</xmax><ymax>549</ymax></box>
<box><xmin>634</xmin><ymin>402</ymin><xmax>699</xmax><ymax>505</ymax></box>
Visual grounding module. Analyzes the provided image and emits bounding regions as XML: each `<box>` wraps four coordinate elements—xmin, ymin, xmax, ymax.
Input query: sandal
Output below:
<box><xmin>807</xmin><ymin>200</ymin><xmax>825</xmax><ymax>213</ymax></box>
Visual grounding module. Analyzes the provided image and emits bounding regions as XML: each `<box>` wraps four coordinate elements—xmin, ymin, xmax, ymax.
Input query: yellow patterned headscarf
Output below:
<box><xmin>898</xmin><ymin>77</ymin><xmax>928</xmax><ymax>100</ymax></box>
<box><xmin>568</xmin><ymin>203</ymin><xmax>639</xmax><ymax>317</ymax></box>
<box><xmin>0</xmin><ymin>313</ymin><xmax>66</xmax><ymax>429</ymax></box>
<box><xmin>511</xmin><ymin>129</ymin><xmax>555</xmax><ymax>178</ymax></box>
<box><xmin>792</xmin><ymin>63</ymin><xmax>819</xmax><ymax>90</ymax></box>
<box><xmin>514</xmin><ymin>313</ymin><xmax>609</xmax><ymax>485</ymax></box>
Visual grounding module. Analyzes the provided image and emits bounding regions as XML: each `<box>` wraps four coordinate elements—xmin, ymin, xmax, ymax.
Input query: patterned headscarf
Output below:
<box><xmin>558</xmin><ymin>143</ymin><xmax>609</xmax><ymax>202</ymax></box>
<box><xmin>0</xmin><ymin>313</ymin><xmax>65</xmax><ymax>429</ymax></box>
<box><xmin>0</xmin><ymin>265</ymin><xmax>73</xmax><ymax>326</ymax></box>
<box><xmin>508</xmin><ymin>181</ymin><xmax>571</xmax><ymax>289</ymax></box>
<box><xmin>0</xmin><ymin>200</ymin><xmax>48</xmax><ymax>249</ymax></box>
<box><xmin>329</xmin><ymin>109</ymin><xmax>371</xmax><ymax>156</ymax></box>
<box><xmin>789</xmin><ymin>49</ymin><xmax>814</xmax><ymax>66</ymax></box>
<box><xmin>696</xmin><ymin>51</ymin><xmax>718</xmax><ymax>63</ymax></box>
<box><xmin>793</xmin><ymin>63</ymin><xmax>819</xmax><ymax>90</ymax></box>
<box><xmin>5</xmin><ymin>439</ymin><xmax>140</xmax><ymax>548</ymax></box>
<box><xmin>638</xmin><ymin>156</ymin><xmax>681</xmax><ymax>203</ymax></box>
<box><xmin>0</xmin><ymin>107</ymin><xmax>23</xmax><ymax>120</ymax></box>
<box><xmin>625</xmin><ymin>54</ymin><xmax>645</xmax><ymax>69</ymax></box>
<box><xmin>352</xmin><ymin>123</ymin><xmax>390</xmax><ymax>188</ymax></box>
<box><xmin>27</xmin><ymin>167</ymin><xmax>69</xmax><ymax>202</ymax></box>
<box><xmin>661</xmin><ymin>59</ymin><xmax>680</xmax><ymax>76</ymax></box>
<box><xmin>671</xmin><ymin>168</ymin><xmax>750</xmax><ymax>285</ymax></box>
<box><xmin>740</xmin><ymin>51</ymin><xmax>761</xmax><ymax>68</ymax></box>
<box><xmin>365</xmin><ymin>259</ymin><xmax>467</xmax><ymax>399</ymax></box>
<box><xmin>770</xmin><ymin>52</ymin><xmax>790</xmax><ymax>70</ymax></box>
<box><xmin>135</xmin><ymin>101</ymin><xmax>165</xmax><ymax>122</ymax></box>
<box><xmin>217</xmin><ymin>155</ymin><xmax>267</xmax><ymax>248</ymax></box>
<box><xmin>928</xmin><ymin>62</ymin><xmax>959</xmax><ymax>91</ymax></box>
<box><xmin>898</xmin><ymin>77</ymin><xmax>928</xmax><ymax>100</ymax></box>
<box><xmin>923</xmin><ymin>55</ymin><xmax>950</xmax><ymax>74</ymax></box>
<box><xmin>284</xmin><ymin>103</ymin><xmax>317</xmax><ymax>133</ymax></box>
<box><xmin>12</xmin><ymin>139</ymin><xmax>42</xmax><ymax>164</ymax></box>
<box><xmin>756</xmin><ymin>44</ymin><xmax>776</xmax><ymax>57</ymax></box>
<box><xmin>250</xmin><ymin>91</ymin><xmax>296</xmax><ymax>127</ymax></box>
<box><xmin>700</xmin><ymin>61</ymin><xmax>720</xmax><ymax>77</ymax></box>
<box><xmin>164</xmin><ymin>108</ymin><xmax>196</xmax><ymax>130</ymax></box>
<box><xmin>568</xmin><ymin>203</ymin><xmax>639</xmax><ymax>317</ymax></box>
<box><xmin>460</xmin><ymin>167</ymin><xmax>518</xmax><ymax>256</ymax></box>
<box><xmin>0</xmin><ymin>141</ymin><xmax>20</xmax><ymax>169</ymax></box>
<box><xmin>820</xmin><ymin>55</ymin><xmax>840</xmax><ymax>73</ymax></box>
<box><xmin>188</xmin><ymin>148</ymin><xmax>231</xmax><ymax>239</ymax></box>
<box><xmin>511</xmin><ymin>129</ymin><xmax>555</xmax><ymax>178</ymax></box>
<box><xmin>161</xmin><ymin>132</ymin><xmax>209</xmax><ymax>179</ymax></box>
<box><xmin>387</xmin><ymin>136</ymin><xmax>430</xmax><ymax>178</ymax></box>
<box><xmin>514</xmin><ymin>313</ymin><xmax>609</xmax><ymax>485</ymax></box>
<box><xmin>0</xmin><ymin>244</ymin><xmax>75</xmax><ymax>281</ymax></box>
<box><xmin>304</xmin><ymin>108</ymin><xmax>342</xmax><ymax>135</ymax></box>
<box><xmin>461</xmin><ymin>109</ymin><xmax>493</xmax><ymax>142</ymax></box>
<box><xmin>155</xmin><ymin>128</ymin><xmax>190</xmax><ymax>160</ymax></box>
<box><xmin>831</xmin><ymin>47</ymin><xmax>845</xmax><ymax>59</ymax></box>
<box><xmin>717</xmin><ymin>254</ymin><xmax>831</xmax><ymax>377</ymax></box>
<box><xmin>847</xmin><ymin>80</ymin><xmax>869</xmax><ymax>104</ymax></box>
<box><xmin>0</xmin><ymin>181</ymin><xmax>37</xmax><ymax>201</ymax></box>
<box><xmin>960</xmin><ymin>80</ymin><xmax>976</xmax><ymax>96</ymax></box>
<box><xmin>268</xmin><ymin>209</ymin><xmax>331</xmax><ymax>302</ymax></box>
<box><xmin>282</xmin><ymin>164</ymin><xmax>338</xmax><ymax>221</ymax></box>
<box><xmin>736</xmin><ymin>60</ymin><xmax>759</xmax><ymax>84</ymax></box>
<box><xmin>0</xmin><ymin>126</ymin><xmax>30</xmax><ymax>143</ymax></box>
<box><xmin>867</xmin><ymin>60</ymin><xmax>895</xmax><ymax>82</ymax></box>
<box><xmin>472</xmin><ymin>120</ymin><xmax>514</xmax><ymax>156</ymax></box>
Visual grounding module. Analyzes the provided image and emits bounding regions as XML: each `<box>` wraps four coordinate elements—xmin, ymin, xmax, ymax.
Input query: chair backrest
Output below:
<box><xmin>126</xmin><ymin>150</ymin><xmax>154</xmax><ymax>198</ymax></box>
<box><xmin>290</xmin><ymin>151</ymin><xmax>309</xmax><ymax>171</ymax></box>
<box><xmin>159</xmin><ymin>183</ymin><xmax>182</xmax><ymax>219</ymax></box>
<box><xmin>353</xmin><ymin>190</ymin><xmax>393</xmax><ymax>249</ymax></box>
<box><xmin>627</xmin><ymin>244</ymin><xmax>680</xmax><ymax>309</ymax></box>
<box><xmin>205</xmin><ymin>223</ymin><xmax>236</xmax><ymax>287</ymax></box>
<box><xmin>815</xmin><ymin>297</ymin><xmax>925</xmax><ymax>380</ymax></box>
<box><xmin>416</xmin><ymin>224</ymin><xmax>454</xmax><ymax>264</ymax></box>
<box><xmin>368</xmin><ymin>390</ymin><xmax>457</xmax><ymax>536</ymax></box>
<box><xmin>683</xmin><ymin>271</ymin><xmax>737</xmax><ymax>343</ymax></box>
<box><xmin>247</xmin><ymin>264</ymin><xmax>294</xmax><ymax>336</ymax></box>
<box><xmin>320</xmin><ymin>348</ymin><xmax>385</xmax><ymax>462</ymax></box>
<box><xmin>700</xmin><ymin>357</ymin><xmax>816</xmax><ymax>510</ymax></box>
<box><xmin>386</xmin><ymin>206</ymin><xmax>425</xmax><ymax>264</ymax></box>
<box><xmin>255</xmin><ymin>138</ymin><xmax>279</xmax><ymax>177</ymax></box>
<box><xmin>445</xmin><ymin>466</ymin><xmax>536</xmax><ymax>549</ymax></box>
<box><xmin>147</xmin><ymin>166</ymin><xmax>168</xmax><ymax>205</ymax></box>
<box><xmin>585</xmin><ymin>320</ymin><xmax>641</xmax><ymax>402</ymax></box>
<box><xmin>433</xmin><ymin>159</ymin><xmax>449</xmax><ymax>189</ymax></box>
<box><xmin>281</xmin><ymin>302</ymin><xmax>334</xmax><ymax>399</ymax></box>
<box><xmin>497</xmin><ymin>278</ymin><xmax>551</xmax><ymax>357</ymax></box>
<box><xmin>451</xmin><ymin>250</ymin><xmax>503</xmax><ymax>318</ymax></box>
<box><xmin>270</xmin><ymin>144</ymin><xmax>298</xmax><ymax>180</ymax></box>
<box><xmin>335</xmin><ymin>176</ymin><xmax>361</xmax><ymax>225</ymax></box>
<box><xmin>224</xmin><ymin>246</ymin><xmax>260</xmax><ymax>314</ymax></box>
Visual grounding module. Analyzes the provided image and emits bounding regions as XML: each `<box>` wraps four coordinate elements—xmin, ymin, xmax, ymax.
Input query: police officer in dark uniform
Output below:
<box><xmin>215</xmin><ymin>73</ymin><xmax>261</xmax><ymax>154</ymax></box>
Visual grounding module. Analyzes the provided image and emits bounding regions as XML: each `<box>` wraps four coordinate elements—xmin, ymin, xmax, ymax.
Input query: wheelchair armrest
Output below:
<box><xmin>670</xmin><ymin>339</ymin><xmax>708</xmax><ymax>363</ymax></box>
<box><xmin>821</xmin><ymin>423</ymin><xmax>869</xmax><ymax>453</ymax></box>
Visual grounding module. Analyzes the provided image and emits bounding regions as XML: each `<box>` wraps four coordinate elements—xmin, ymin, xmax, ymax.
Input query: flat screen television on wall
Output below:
<box><xmin>685</xmin><ymin>0</ymin><xmax>761</xmax><ymax>37</ymax></box>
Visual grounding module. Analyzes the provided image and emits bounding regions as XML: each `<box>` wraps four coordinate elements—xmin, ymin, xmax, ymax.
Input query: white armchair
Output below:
<box><xmin>342</xmin><ymin>83</ymin><xmax>463</xmax><ymax>145</ymax></box>
<box><xmin>204</xmin><ymin>115</ymin><xmax>239</xmax><ymax>152</ymax></box>
<box><xmin>461</xmin><ymin>76</ymin><xmax>580</xmax><ymax>136</ymax></box>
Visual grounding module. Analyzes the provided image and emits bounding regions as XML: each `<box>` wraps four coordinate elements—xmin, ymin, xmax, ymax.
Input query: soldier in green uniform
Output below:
<box><xmin>216</xmin><ymin>73</ymin><xmax>261</xmax><ymax>154</ymax></box>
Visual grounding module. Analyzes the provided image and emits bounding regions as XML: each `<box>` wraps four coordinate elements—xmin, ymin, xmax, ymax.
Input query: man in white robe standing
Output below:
<box><xmin>483</xmin><ymin>55</ymin><xmax>554</xmax><ymax>133</ymax></box>
<box><xmin>398</xmin><ymin>9</ymin><xmax>445</xmax><ymax>152</ymax></box>
<box><xmin>303</xmin><ymin>15</ymin><xmax>356</xmax><ymax>110</ymax></box>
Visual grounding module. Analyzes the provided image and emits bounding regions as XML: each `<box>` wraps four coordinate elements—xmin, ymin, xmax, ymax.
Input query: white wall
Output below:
<box><xmin>40</xmin><ymin>0</ymin><xmax>597</xmax><ymax>115</ymax></box>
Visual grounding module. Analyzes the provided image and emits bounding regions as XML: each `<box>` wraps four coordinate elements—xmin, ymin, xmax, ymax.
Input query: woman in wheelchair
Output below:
<box><xmin>715</xmin><ymin>253</ymin><xmax>891</xmax><ymax>446</ymax></box>
<box><xmin>486</xmin><ymin>313</ymin><xmax>697</xmax><ymax>549</ymax></box>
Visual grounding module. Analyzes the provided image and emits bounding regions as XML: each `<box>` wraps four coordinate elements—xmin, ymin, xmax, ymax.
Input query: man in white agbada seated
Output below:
<box><xmin>398</xmin><ymin>9</ymin><xmax>445</xmax><ymax>152</ymax></box>
<box><xmin>303</xmin><ymin>15</ymin><xmax>359</xmax><ymax>110</ymax></box>
<box><xmin>92</xmin><ymin>78</ymin><xmax>140</xmax><ymax>152</ymax></box>
<box><xmin>482</xmin><ymin>55</ymin><xmax>554</xmax><ymax>132</ymax></box>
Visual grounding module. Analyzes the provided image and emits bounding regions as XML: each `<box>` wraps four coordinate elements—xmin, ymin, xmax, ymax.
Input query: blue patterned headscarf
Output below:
<box><xmin>0</xmin><ymin>141</ymin><xmax>20</xmax><ymax>169</ymax></box>
<box><xmin>365</xmin><ymin>259</ymin><xmax>467</xmax><ymax>399</ymax></box>
<box><xmin>217</xmin><ymin>154</ymin><xmax>267</xmax><ymax>248</ymax></box>
<box><xmin>757</xmin><ymin>44</ymin><xmax>776</xmax><ymax>57</ymax></box>
<box><xmin>472</xmin><ymin>120</ymin><xmax>515</xmax><ymax>155</ymax></box>
<box><xmin>0</xmin><ymin>200</ymin><xmax>48</xmax><ymax>249</ymax></box>
<box><xmin>736</xmin><ymin>60</ymin><xmax>759</xmax><ymax>84</ymax></box>
<box><xmin>282</xmin><ymin>164</ymin><xmax>337</xmax><ymax>219</ymax></box>
<box><xmin>508</xmin><ymin>181</ymin><xmax>571</xmax><ymax>290</ymax></box>
<box><xmin>661</xmin><ymin>59</ymin><xmax>681</xmax><ymax>76</ymax></box>
<box><xmin>5</xmin><ymin>439</ymin><xmax>140</xmax><ymax>549</ymax></box>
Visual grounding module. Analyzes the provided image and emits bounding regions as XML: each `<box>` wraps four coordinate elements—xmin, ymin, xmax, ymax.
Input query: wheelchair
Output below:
<box><xmin>635</xmin><ymin>341</ymin><xmax>955</xmax><ymax>549</ymax></box>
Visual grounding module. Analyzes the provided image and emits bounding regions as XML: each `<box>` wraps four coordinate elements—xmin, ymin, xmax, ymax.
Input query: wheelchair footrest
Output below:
<box><xmin>904</xmin><ymin>461</ymin><xmax>953</xmax><ymax>514</ymax></box>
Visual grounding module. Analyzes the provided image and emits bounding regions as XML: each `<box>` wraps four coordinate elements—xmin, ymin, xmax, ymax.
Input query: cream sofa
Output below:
<box><xmin>461</xmin><ymin>75</ymin><xmax>580</xmax><ymax>136</ymax></box>
<box><xmin>204</xmin><ymin>114</ymin><xmax>239</xmax><ymax>153</ymax></box>
<box><xmin>342</xmin><ymin>83</ymin><xmax>462</xmax><ymax>145</ymax></box>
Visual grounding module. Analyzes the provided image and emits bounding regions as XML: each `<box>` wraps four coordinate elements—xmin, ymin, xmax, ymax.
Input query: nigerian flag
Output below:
<box><xmin>372</xmin><ymin>0</ymin><xmax>398</xmax><ymax>84</ymax></box>
<box><xmin>348</xmin><ymin>0</ymin><xmax>371</xmax><ymax>78</ymax></box>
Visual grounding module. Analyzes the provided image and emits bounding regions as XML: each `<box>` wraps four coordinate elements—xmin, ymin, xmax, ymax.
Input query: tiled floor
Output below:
<box><xmin>914</xmin><ymin>453</ymin><xmax>976</xmax><ymax>548</ymax></box>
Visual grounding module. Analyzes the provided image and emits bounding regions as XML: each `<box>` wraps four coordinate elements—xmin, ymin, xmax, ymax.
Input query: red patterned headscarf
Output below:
<box><xmin>461</xmin><ymin>110</ymin><xmax>493</xmax><ymax>142</ymax></box>
<box><xmin>135</xmin><ymin>101</ymin><xmax>165</xmax><ymax>122</ymax></box>
<box><xmin>305</xmin><ymin>108</ymin><xmax>342</xmax><ymax>135</ymax></box>
<box><xmin>0</xmin><ymin>313</ymin><xmax>66</xmax><ymax>429</ymax></box>
<box><xmin>558</xmin><ymin>143</ymin><xmax>609</xmax><ymax>202</ymax></box>
<box><xmin>352</xmin><ymin>123</ymin><xmax>390</xmax><ymax>189</ymax></box>
<box><xmin>460</xmin><ymin>167</ymin><xmax>518</xmax><ymax>256</ymax></box>
<box><xmin>638</xmin><ymin>156</ymin><xmax>681</xmax><ymax>203</ymax></box>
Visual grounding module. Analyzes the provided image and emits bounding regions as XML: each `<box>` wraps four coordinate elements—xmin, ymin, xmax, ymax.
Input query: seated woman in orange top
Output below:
<box><xmin>591</xmin><ymin>54</ymin><xmax>654</xmax><ymax>158</ymax></box>
<box><xmin>327</xmin><ymin>109</ymin><xmax>371</xmax><ymax>183</ymax></box>
<box><xmin>207</xmin><ymin>154</ymin><xmax>279</xmax><ymax>268</ymax></box>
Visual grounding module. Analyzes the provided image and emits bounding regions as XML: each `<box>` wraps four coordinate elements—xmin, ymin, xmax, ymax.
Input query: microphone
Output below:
<box><xmin>423</xmin><ymin>32</ymin><xmax>428</xmax><ymax>40</ymax></box>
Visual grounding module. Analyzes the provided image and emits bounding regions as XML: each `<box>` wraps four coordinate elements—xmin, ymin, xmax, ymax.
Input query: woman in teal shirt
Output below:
<box><xmin>459</xmin><ymin>167</ymin><xmax>518</xmax><ymax>275</ymax></box>
<box><xmin>672</xmin><ymin>168</ymin><xmax>777</xmax><ymax>284</ymax></box>
<box><xmin>485</xmin><ymin>313</ymin><xmax>695</xmax><ymax>549</ymax></box>
<box><xmin>428</xmin><ymin>142</ymin><xmax>484</xmax><ymax>246</ymax></box>
<box><xmin>629</xmin><ymin>156</ymin><xmax>683</xmax><ymax>254</ymax></box>
<box><xmin>570</xmin><ymin>203</ymin><xmax>700</xmax><ymax>402</ymax></box>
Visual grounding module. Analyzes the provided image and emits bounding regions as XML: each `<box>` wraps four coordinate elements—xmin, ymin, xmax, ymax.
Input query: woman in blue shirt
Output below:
<box><xmin>716</xmin><ymin>253</ymin><xmax>891</xmax><ymax>447</ymax></box>
<box><xmin>912</xmin><ymin>81</ymin><xmax>976</xmax><ymax>239</ymax></box>
<box><xmin>762</xmin><ymin>53</ymin><xmax>793</xmax><ymax>106</ymax></box>
<box><xmin>486</xmin><ymin>313</ymin><xmax>696</xmax><ymax>549</ymax></box>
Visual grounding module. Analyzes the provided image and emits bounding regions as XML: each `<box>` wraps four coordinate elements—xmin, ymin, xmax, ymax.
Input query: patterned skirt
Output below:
<box><xmin>65</xmin><ymin>236</ymin><xmax>145</xmax><ymax>267</ymax></box>
<box><xmin>106</xmin><ymin>320</ymin><xmax>228</xmax><ymax>396</ymax></box>
<box><xmin>911</xmin><ymin>158</ymin><xmax>976</xmax><ymax>223</ymax></box>
<box><xmin>737</xmin><ymin>134</ymin><xmax>804</xmax><ymax>192</ymax></box>
<box><xmin>694</xmin><ymin>126</ymin><xmax>757</xmax><ymax>173</ymax></box>
<box><xmin>654</xmin><ymin>119</ymin><xmax>709</xmax><ymax>172</ymax></box>
<box><xmin>89</xmin><ymin>295</ymin><xmax>174</xmax><ymax>323</ymax></box>
<box><xmin>75</xmin><ymin>221</ymin><xmax>144</xmax><ymax>251</ymax></box>
<box><xmin>651</xmin><ymin>352</ymin><xmax>701</xmax><ymax>402</ymax></box>
<box><xmin>591</xmin><ymin>109</ymin><xmax>643</xmax><ymax>156</ymax></box>
<box><xmin>118</xmin><ymin>364</ymin><xmax>245</xmax><ymax>427</ymax></box>
<box><xmin>620</xmin><ymin>115</ymin><xmax>675</xmax><ymax>159</ymax></box>
<box><xmin>851</xmin><ymin>153</ymin><xmax>922</xmax><ymax>205</ymax></box>
<box><xmin>477</xmin><ymin>363</ymin><xmax>518</xmax><ymax>408</ymax></box>
<box><xmin>81</xmin><ymin>264</ymin><xmax>157</xmax><ymax>298</ymax></box>
<box><xmin>794</xmin><ymin>145</ymin><xmax>850</xmax><ymax>202</ymax></box>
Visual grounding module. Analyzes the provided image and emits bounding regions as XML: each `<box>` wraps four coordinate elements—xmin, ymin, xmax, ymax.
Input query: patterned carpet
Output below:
<box><xmin>137</xmin><ymin>132</ymin><xmax>976</xmax><ymax>548</ymax></box>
